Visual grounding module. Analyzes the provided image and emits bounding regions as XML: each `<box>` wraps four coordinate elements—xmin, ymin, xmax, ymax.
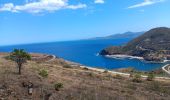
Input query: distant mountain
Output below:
<box><xmin>89</xmin><ymin>31</ymin><xmax>144</xmax><ymax>40</ymax></box>
<box><xmin>100</xmin><ymin>27</ymin><xmax>170</xmax><ymax>62</ymax></box>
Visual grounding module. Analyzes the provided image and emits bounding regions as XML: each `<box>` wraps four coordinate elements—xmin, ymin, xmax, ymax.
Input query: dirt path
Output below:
<box><xmin>162</xmin><ymin>64</ymin><xmax>170</xmax><ymax>75</ymax></box>
<box><xmin>80</xmin><ymin>65</ymin><xmax>170</xmax><ymax>80</ymax></box>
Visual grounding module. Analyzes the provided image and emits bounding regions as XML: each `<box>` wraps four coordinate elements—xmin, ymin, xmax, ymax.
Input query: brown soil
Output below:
<box><xmin>0</xmin><ymin>53</ymin><xmax>170</xmax><ymax>100</ymax></box>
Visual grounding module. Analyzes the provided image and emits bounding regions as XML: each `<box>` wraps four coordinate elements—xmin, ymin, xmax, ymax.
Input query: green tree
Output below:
<box><xmin>10</xmin><ymin>49</ymin><xmax>31</xmax><ymax>74</ymax></box>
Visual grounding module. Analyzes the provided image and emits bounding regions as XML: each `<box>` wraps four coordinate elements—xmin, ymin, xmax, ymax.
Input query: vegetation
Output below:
<box><xmin>103</xmin><ymin>70</ymin><xmax>108</xmax><ymax>73</ymax></box>
<box><xmin>83</xmin><ymin>67</ymin><xmax>89</xmax><ymax>70</ymax></box>
<box><xmin>63</xmin><ymin>64</ymin><xmax>72</xmax><ymax>68</ymax></box>
<box><xmin>39</xmin><ymin>69</ymin><xmax>48</xmax><ymax>78</ymax></box>
<box><xmin>116</xmin><ymin>67</ymin><xmax>169</xmax><ymax>78</ymax></box>
<box><xmin>129</xmin><ymin>73</ymin><xmax>133</xmax><ymax>78</ymax></box>
<box><xmin>147</xmin><ymin>72</ymin><xmax>155</xmax><ymax>81</ymax></box>
<box><xmin>54</xmin><ymin>82</ymin><xmax>63</xmax><ymax>91</ymax></box>
<box><xmin>10</xmin><ymin>49</ymin><xmax>31</xmax><ymax>74</ymax></box>
<box><xmin>132</xmin><ymin>73</ymin><xmax>142</xmax><ymax>83</ymax></box>
<box><xmin>114</xmin><ymin>74</ymin><xmax>124</xmax><ymax>79</ymax></box>
<box><xmin>0</xmin><ymin>53</ymin><xmax>170</xmax><ymax>99</ymax></box>
<box><xmin>148</xmin><ymin>81</ymin><xmax>170</xmax><ymax>94</ymax></box>
<box><xmin>100</xmin><ymin>27</ymin><xmax>170</xmax><ymax>62</ymax></box>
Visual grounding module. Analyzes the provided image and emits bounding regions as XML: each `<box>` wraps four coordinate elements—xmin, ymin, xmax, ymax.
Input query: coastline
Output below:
<box><xmin>104</xmin><ymin>54</ymin><xmax>170</xmax><ymax>64</ymax></box>
<box><xmin>79</xmin><ymin>65</ymin><xmax>170</xmax><ymax>80</ymax></box>
<box><xmin>104</xmin><ymin>54</ymin><xmax>144</xmax><ymax>60</ymax></box>
<box><xmin>1</xmin><ymin>52</ymin><xmax>170</xmax><ymax>79</ymax></box>
<box><xmin>60</xmin><ymin>53</ymin><xmax>170</xmax><ymax>79</ymax></box>
<box><xmin>163</xmin><ymin>60</ymin><xmax>170</xmax><ymax>63</ymax></box>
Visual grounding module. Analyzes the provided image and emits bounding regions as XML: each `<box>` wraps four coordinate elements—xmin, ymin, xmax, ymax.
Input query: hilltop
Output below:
<box><xmin>100</xmin><ymin>27</ymin><xmax>170</xmax><ymax>62</ymax></box>
<box><xmin>88</xmin><ymin>31</ymin><xmax>144</xmax><ymax>40</ymax></box>
<box><xmin>0</xmin><ymin>53</ymin><xmax>170</xmax><ymax>100</ymax></box>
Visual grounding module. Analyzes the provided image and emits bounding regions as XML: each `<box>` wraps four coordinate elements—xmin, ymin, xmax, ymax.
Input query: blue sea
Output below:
<box><xmin>0</xmin><ymin>38</ymin><xmax>167</xmax><ymax>71</ymax></box>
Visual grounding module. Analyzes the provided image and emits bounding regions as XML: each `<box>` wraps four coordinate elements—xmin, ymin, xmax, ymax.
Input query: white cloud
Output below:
<box><xmin>127</xmin><ymin>0</ymin><xmax>165</xmax><ymax>9</ymax></box>
<box><xmin>94</xmin><ymin>0</ymin><xmax>104</xmax><ymax>4</ymax></box>
<box><xmin>0</xmin><ymin>3</ymin><xmax>15</xmax><ymax>12</ymax></box>
<box><xmin>0</xmin><ymin>0</ymin><xmax>87</xmax><ymax>13</ymax></box>
<box><xmin>66</xmin><ymin>4</ymin><xmax>87</xmax><ymax>10</ymax></box>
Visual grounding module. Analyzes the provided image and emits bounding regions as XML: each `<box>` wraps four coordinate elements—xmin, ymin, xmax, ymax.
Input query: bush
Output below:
<box><xmin>129</xmin><ymin>73</ymin><xmax>133</xmax><ymax>78</ymax></box>
<box><xmin>132</xmin><ymin>73</ymin><xmax>142</xmax><ymax>83</ymax></box>
<box><xmin>39</xmin><ymin>69</ymin><xmax>48</xmax><ymax>78</ymax></box>
<box><xmin>88</xmin><ymin>72</ymin><xmax>93</xmax><ymax>77</ymax></box>
<box><xmin>114</xmin><ymin>74</ymin><xmax>124</xmax><ymax>79</ymax></box>
<box><xmin>83</xmin><ymin>67</ymin><xmax>89</xmax><ymax>70</ymax></box>
<box><xmin>54</xmin><ymin>83</ymin><xmax>63</xmax><ymax>91</ymax></box>
<box><xmin>63</xmin><ymin>64</ymin><xmax>72</xmax><ymax>68</ymax></box>
<box><xmin>103</xmin><ymin>70</ymin><xmax>108</xmax><ymax>73</ymax></box>
<box><xmin>147</xmin><ymin>73</ymin><xmax>155</xmax><ymax>81</ymax></box>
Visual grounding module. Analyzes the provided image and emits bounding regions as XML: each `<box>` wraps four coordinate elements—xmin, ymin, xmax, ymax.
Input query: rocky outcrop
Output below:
<box><xmin>100</xmin><ymin>27</ymin><xmax>170</xmax><ymax>62</ymax></box>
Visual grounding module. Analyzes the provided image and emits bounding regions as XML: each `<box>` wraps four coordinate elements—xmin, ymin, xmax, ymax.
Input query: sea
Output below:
<box><xmin>0</xmin><ymin>38</ymin><xmax>167</xmax><ymax>71</ymax></box>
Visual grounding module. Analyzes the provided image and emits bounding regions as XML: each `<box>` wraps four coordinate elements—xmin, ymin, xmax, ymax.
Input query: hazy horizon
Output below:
<box><xmin>0</xmin><ymin>30</ymin><xmax>144</xmax><ymax>46</ymax></box>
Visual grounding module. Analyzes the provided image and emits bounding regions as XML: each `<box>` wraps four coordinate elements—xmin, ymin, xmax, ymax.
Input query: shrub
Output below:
<box><xmin>83</xmin><ymin>67</ymin><xmax>89</xmax><ymax>70</ymax></box>
<box><xmin>103</xmin><ymin>70</ymin><xmax>108</xmax><ymax>73</ymax></box>
<box><xmin>129</xmin><ymin>73</ymin><xmax>133</xmax><ymax>78</ymax></box>
<box><xmin>132</xmin><ymin>73</ymin><xmax>142</xmax><ymax>83</ymax></box>
<box><xmin>63</xmin><ymin>64</ymin><xmax>72</xmax><ymax>68</ymax></box>
<box><xmin>39</xmin><ymin>69</ymin><xmax>48</xmax><ymax>78</ymax></box>
<box><xmin>147</xmin><ymin>73</ymin><xmax>155</xmax><ymax>81</ymax></box>
<box><xmin>54</xmin><ymin>83</ymin><xmax>63</xmax><ymax>91</ymax></box>
<box><xmin>129</xmin><ymin>67</ymin><xmax>135</xmax><ymax>72</ymax></box>
<box><xmin>114</xmin><ymin>74</ymin><xmax>124</xmax><ymax>79</ymax></box>
<box><xmin>88</xmin><ymin>72</ymin><xmax>93</xmax><ymax>77</ymax></box>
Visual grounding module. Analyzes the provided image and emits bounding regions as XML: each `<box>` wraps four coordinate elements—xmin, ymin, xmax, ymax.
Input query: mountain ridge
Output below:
<box><xmin>88</xmin><ymin>31</ymin><xmax>144</xmax><ymax>40</ymax></box>
<box><xmin>100</xmin><ymin>27</ymin><xmax>170</xmax><ymax>62</ymax></box>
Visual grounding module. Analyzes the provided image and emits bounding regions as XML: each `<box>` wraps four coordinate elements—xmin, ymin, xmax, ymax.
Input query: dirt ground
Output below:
<box><xmin>0</xmin><ymin>53</ymin><xmax>170</xmax><ymax>100</ymax></box>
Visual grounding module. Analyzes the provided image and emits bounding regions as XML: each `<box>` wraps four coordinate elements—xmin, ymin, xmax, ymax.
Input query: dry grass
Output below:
<box><xmin>0</xmin><ymin>53</ymin><xmax>170</xmax><ymax>100</ymax></box>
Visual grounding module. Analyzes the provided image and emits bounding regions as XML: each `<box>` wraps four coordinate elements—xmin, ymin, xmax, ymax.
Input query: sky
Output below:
<box><xmin>0</xmin><ymin>0</ymin><xmax>170</xmax><ymax>46</ymax></box>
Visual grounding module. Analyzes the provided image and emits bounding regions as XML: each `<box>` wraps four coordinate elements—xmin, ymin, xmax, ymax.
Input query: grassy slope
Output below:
<box><xmin>0</xmin><ymin>53</ymin><xmax>170</xmax><ymax>100</ymax></box>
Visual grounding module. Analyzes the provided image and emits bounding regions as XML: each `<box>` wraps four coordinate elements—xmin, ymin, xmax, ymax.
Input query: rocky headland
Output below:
<box><xmin>100</xmin><ymin>27</ymin><xmax>170</xmax><ymax>62</ymax></box>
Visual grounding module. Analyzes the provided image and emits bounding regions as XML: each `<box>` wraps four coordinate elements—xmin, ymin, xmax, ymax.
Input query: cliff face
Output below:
<box><xmin>100</xmin><ymin>27</ymin><xmax>170</xmax><ymax>62</ymax></box>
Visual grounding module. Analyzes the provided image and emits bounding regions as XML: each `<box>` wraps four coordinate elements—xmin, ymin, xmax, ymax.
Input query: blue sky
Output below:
<box><xmin>0</xmin><ymin>0</ymin><xmax>170</xmax><ymax>46</ymax></box>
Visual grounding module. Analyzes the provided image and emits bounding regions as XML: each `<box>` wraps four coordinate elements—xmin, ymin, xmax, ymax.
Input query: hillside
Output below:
<box><xmin>0</xmin><ymin>53</ymin><xmax>170</xmax><ymax>100</ymax></box>
<box><xmin>89</xmin><ymin>31</ymin><xmax>144</xmax><ymax>40</ymax></box>
<box><xmin>100</xmin><ymin>27</ymin><xmax>170</xmax><ymax>62</ymax></box>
